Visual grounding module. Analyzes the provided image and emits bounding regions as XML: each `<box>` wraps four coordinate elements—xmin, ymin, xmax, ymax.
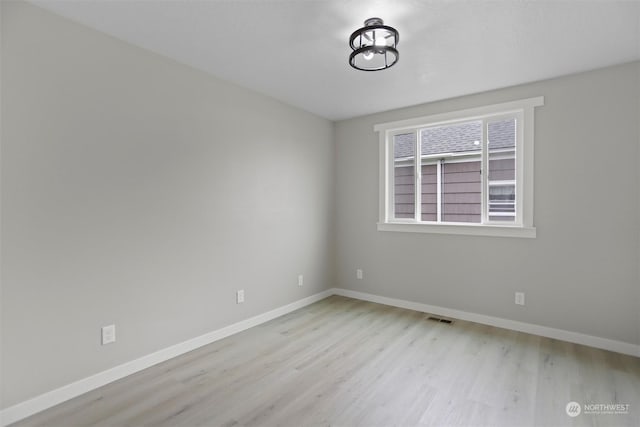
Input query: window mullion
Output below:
<box><xmin>414</xmin><ymin>129</ymin><xmax>421</xmax><ymax>222</ymax></box>
<box><xmin>481</xmin><ymin>119</ymin><xmax>488</xmax><ymax>224</ymax></box>
<box><xmin>387</xmin><ymin>134</ymin><xmax>394</xmax><ymax>221</ymax></box>
<box><xmin>516</xmin><ymin>111</ymin><xmax>525</xmax><ymax>226</ymax></box>
<box><xmin>436</xmin><ymin>159</ymin><xmax>442</xmax><ymax>222</ymax></box>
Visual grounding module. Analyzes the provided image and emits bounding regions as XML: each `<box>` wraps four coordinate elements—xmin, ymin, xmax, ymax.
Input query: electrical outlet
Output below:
<box><xmin>101</xmin><ymin>324</ymin><xmax>116</xmax><ymax>345</ymax></box>
<box><xmin>298</xmin><ymin>274</ymin><xmax>304</xmax><ymax>287</ymax></box>
<box><xmin>515</xmin><ymin>292</ymin><xmax>525</xmax><ymax>306</ymax></box>
<box><xmin>356</xmin><ymin>269</ymin><xmax>363</xmax><ymax>280</ymax></box>
<box><xmin>236</xmin><ymin>289</ymin><xmax>245</xmax><ymax>304</ymax></box>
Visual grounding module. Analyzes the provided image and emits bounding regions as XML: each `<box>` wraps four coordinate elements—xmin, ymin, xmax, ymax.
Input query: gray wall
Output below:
<box><xmin>1</xmin><ymin>1</ymin><xmax>334</xmax><ymax>408</ymax></box>
<box><xmin>335</xmin><ymin>61</ymin><xmax>640</xmax><ymax>347</ymax></box>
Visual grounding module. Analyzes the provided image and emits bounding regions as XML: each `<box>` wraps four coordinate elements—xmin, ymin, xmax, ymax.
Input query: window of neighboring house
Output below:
<box><xmin>376</xmin><ymin>97</ymin><xmax>543</xmax><ymax>238</ymax></box>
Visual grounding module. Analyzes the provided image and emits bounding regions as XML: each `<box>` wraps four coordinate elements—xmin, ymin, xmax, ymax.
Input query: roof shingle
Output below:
<box><xmin>394</xmin><ymin>118</ymin><xmax>515</xmax><ymax>159</ymax></box>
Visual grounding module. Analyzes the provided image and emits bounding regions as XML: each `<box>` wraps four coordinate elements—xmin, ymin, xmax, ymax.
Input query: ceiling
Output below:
<box><xmin>30</xmin><ymin>0</ymin><xmax>640</xmax><ymax>121</ymax></box>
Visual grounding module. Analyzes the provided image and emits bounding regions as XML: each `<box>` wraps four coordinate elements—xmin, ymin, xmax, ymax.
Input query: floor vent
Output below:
<box><xmin>427</xmin><ymin>316</ymin><xmax>454</xmax><ymax>324</ymax></box>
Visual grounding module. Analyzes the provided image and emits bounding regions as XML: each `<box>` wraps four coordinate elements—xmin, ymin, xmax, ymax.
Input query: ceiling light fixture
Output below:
<box><xmin>349</xmin><ymin>17</ymin><xmax>399</xmax><ymax>71</ymax></box>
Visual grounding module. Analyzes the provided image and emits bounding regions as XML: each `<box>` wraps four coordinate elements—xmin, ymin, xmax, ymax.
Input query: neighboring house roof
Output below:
<box><xmin>394</xmin><ymin>119</ymin><xmax>515</xmax><ymax>159</ymax></box>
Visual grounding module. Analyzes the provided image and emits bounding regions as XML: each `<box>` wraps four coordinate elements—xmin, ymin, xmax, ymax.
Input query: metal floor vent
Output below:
<box><xmin>427</xmin><ymin>316</ymin><xmax>454</xmax><ymax>324</ymax></box>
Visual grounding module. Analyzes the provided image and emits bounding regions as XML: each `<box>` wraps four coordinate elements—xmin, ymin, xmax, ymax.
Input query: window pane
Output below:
<box><xmin>393</xmin><ymin>132</ymin><xmax>415</xmax><ymax>219</ymax></box>
<box><xmin>421</xmin><ymin>121</ymin><xmax>482</xmax><ymax>223</ymax></box>
<box><xmin>488</xmin><ymin>118</ymin><xmax>516</xmax><ymax>221</ymax></box>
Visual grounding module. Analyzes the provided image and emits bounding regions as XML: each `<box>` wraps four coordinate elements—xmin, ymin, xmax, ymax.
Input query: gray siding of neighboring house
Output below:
<box><xmin>395</xmin><ymin>161</ymin><xmax>482</xmax><ymax>222</ymax></box>
<box><xmin>442</xmin><ymin>161</ymin><xmax>481</xmax><ymax>223</ymax></box>
<box><xmin>421</xmin><ymin>164</ymin><xmax>437</xmax><ymax>221</ymax></box>
<box><xmin>394</xmin><ymin>157</ymin><xmax>515</xmax><ymax>222</ymax></box>
<box><xmin>394</xmin><ymin>165</ymin><xmax>414</xmax><ymax>218</ymax></box>
<box><xmin>488</xmin><ymin>157</ymin><xmax>516</xmax><ymax>181</ymax></box>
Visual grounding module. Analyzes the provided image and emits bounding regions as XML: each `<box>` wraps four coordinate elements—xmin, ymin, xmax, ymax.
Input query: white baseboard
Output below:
<box><xmin>332</xmin><ymin>288</ymin><xmax>640</xmax><ymax>358</ymax></box>
<box><xmin>0</xmin><ymin>289</ymin><xmax>333</xmax><ymax>427</ymax></box>
<box><xmin>3</xmin><ymin>286</ymin><xmax>638</xmax><ymax>426</ymax></box>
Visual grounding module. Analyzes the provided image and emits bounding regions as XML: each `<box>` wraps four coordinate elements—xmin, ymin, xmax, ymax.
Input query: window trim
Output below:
<box><xmin>375</xmin><ymin>96</ymin><xmax>543</xmax><ymax>238</ymax></box>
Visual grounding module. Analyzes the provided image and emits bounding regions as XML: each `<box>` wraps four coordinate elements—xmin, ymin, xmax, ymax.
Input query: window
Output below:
<box><xmin>376</xmin><ymin>97</ymin><xmax>543</xmax><ymax>238</ymax></box>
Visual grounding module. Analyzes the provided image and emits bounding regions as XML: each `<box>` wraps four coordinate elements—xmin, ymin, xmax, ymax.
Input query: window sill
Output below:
<box><xmin>377</xmin><ymin>222</ymin><xmax>536</xmax><ymax>238</ymax></box>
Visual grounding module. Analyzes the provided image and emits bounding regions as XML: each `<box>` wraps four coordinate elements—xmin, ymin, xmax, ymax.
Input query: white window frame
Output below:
<box><xmin>375</xmin><ymin>97</ymin><xmax>543</xmax><ymax>238</ymax></box>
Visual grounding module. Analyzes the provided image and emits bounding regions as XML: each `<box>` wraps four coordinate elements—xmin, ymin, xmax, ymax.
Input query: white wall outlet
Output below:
<box><xmin>298</xmin><ymin>274</ymin><xmax>304</xmax><ymax>287</ymax></box>
<box><xmin>356</xmin><ymin>269</ymin><xmax>363</xmax><ymax>280</ymax></box>
<box><xmin>515</xmin><ymin>292</ymin><xmax>525</xmax><ymax>306</ymax></box>
<box><xmin>101</xmin><ymin>324</ymin><xmax>116</xmax><ymax>345</ymax></box>
<box><xmin>236</xmin><ymin>289</ymin><xmax>245</xmax><ymax>304</ymax></box>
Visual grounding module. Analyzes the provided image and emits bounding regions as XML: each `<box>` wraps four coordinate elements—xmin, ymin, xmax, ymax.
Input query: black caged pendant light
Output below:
<box><xmin>349</xmin><ymin>17</ymin><xmax>399</xmax><ymax>71</ymax></box>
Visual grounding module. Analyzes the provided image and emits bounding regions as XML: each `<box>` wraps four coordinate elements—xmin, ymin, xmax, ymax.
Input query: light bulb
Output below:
<box><xmin>374</xmin><ymin>37</ymin><xmax>386</xmax><ymax>47</ymax></box>
<box><xmin>363</xmin><ymin>50</ymin><xmax>374</xmax><ymax>61</ymax></box>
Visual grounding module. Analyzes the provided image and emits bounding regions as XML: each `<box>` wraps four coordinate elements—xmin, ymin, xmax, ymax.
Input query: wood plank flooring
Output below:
<box><xmin>11</xmin><ymin>296</ymin><xmax>640</xmax><ymax>426</ymax></box>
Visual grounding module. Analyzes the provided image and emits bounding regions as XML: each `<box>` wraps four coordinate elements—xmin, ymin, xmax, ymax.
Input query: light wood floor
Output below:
<box><xmin>12</xmin><ymin>296</ymin><xmax>640</xmax><ymax>427</ymax></box>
